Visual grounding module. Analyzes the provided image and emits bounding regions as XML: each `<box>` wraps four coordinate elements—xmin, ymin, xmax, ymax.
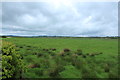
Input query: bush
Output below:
<box><xmin>1</xmin><ymin>41</ymin><xmax>25</xmax><ymax>79</ymax></box>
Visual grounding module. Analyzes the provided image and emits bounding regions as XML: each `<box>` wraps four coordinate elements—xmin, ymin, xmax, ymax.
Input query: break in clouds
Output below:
<box><xmin>1</xmin><ymin>1</ymin><xmax>118</xmax><ymax>36</ymax></box>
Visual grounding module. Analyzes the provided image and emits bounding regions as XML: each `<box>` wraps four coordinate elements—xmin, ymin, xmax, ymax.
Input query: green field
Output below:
<box><xmin>2</xmin><ymin>37</ymin><xmax>119</xmax><ymax>78</ymax></box>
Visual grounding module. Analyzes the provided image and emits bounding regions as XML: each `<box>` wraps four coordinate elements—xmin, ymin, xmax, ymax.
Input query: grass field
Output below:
<box><xmin>2</xmin><ymin>37</ymin><xmax>119</xmax><ymax>78</ymax></box>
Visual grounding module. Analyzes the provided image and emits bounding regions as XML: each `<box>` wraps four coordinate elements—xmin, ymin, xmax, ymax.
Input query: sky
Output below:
<box><xmin>1</xmin><ymin>1</ymin><xmax>118</xmax><ymax>37</ymax></box>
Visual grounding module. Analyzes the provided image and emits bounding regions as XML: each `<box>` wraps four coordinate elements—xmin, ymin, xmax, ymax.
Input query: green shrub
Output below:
<box><xmin>2</xmin><ymin>41</ymin><xmax>25</xmax><ymax>79</ymax></box>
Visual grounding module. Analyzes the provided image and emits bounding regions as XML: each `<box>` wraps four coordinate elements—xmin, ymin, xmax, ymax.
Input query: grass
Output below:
<box><xmin>3</xmin><ymin>37</ymin><xmax>118</xmax><ymax>53</ymax></box>
<box><xmin>2</xmin><ymin>37</ymin><xmax>118</xmax><ymax>78</ymax></box>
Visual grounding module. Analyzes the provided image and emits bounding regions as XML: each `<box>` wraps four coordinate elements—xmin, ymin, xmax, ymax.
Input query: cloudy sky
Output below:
<box><xmin>1</xmin><ymin>1</ymin><xmax>118</xmax><ymax>36</ymax></box>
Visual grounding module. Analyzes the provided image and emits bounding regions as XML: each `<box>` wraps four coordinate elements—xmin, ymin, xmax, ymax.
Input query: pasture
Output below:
<box><xmin>2</xmin><ymin>37</ymin><xmax>118</xmax><ymax>78</ymax></box>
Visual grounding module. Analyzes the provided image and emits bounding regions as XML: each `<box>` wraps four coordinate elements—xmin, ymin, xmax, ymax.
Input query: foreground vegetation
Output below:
<box><xmin>1</xmin><ymin>37</ymin><xmax>119</xmax><ymax>78</ymax></box>
<box><xmin>1</xmin><ymin>41</ymin><xmax>25</xmax><ymax>79</ymax></box>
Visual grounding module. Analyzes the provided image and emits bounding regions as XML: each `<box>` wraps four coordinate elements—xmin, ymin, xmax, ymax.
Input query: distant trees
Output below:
<box><xmin>1</xmin><ymin>36</ymin><xmax>7</xmax><ymax>38</ymax></box>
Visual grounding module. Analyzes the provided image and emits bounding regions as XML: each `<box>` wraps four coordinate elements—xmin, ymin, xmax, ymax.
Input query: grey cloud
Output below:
<box><xmin>1</xmin><ymin>2</ymin><xmax>118</xmax><ymax>36</ymax></box>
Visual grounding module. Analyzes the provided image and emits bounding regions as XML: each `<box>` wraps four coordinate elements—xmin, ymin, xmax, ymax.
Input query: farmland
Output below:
<box><xmin>1</xmin><ymin>37</ymin><xmax>119</xmax><ymax>78</ymax></box>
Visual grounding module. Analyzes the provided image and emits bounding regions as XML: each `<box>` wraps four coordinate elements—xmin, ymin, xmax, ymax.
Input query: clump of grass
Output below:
<box><xmin>30</xmin><ymin>68</ymin><xmax>43</xmax><ymax>76</ymax></box>
<box><xmin>37</xmin><ymin>53</ymin><xmax>43</xmax><ymax>57</ymax></box>
<box><xmin>99</xmin><ymin>52</ymin><xmax>103</xmax><ymax>54</ymax></box>
<box><xmin>104</xmin><ymin>64</ymin><xmax>110</xmax><ymax>73</ymax></box>
<box><xmin>86</xmin><ymin>53</ymin><xmax>89</xmax><ymax>55</ymax></box>
<box><xmin>48</xmin><ymin>64</ymin><xmax>64</xmax><ymax>78</ymax></box>
<box><xmin>28</xmin><ymin>64</ymin><xmax>40</xmax><ymax>68</ymax></box>
<box><xmin>59</xmin><ymin>49</ymin><xmax>71</xmax><ymax>57</ymax></box>
<box><xmin>75</xmin><ymin>49</ymin><xmax>83</xmax><ymax>55</ymax></box>
<box><xmin>19</xmin><ymin>46</ymin><xmax>23</xmax><ymax>48</ymax></box>
<box><xmin>42</xmin><ymin>48</ymin><xmax>49</xmax><ymax>51</ymax></box>
<box><xmin>50</xmin><ymin>48</ymin><xmax>56</xmax><ymax>51</ymax></box>
<box><xmin>59</xmin><ymin>51</ymin><xmax>65</xmax><ymax>56</ymax></box>
<box><xmin>81</xmin><ymin>68</ymin><xmax>98</xmax><ymax>78</ymax></box>
<box><xmin>63</xmin><ymin>48</ymin><xmax>70</xmax><ymax>52</ymax></box>
<box><xmin>27</xmin><ymin>48</ymin><xmax>32</xmax><ymax>50</ymax></box>
<box><xmin>89</xmin><ymin>53</ymin><xmax>95</xmax><ymax>57</ymax></box>
<box><xmin>71</xmin><ymin>54</ymin><xmax>78</xmax><ymax>58</ymax></box>
<box><xmin>63</xmin><ymin>55</ymin><xmax>72</xmax><ymax>63</ymax></box>
<box><xmin>48</xmin><ymin>68</ymin><xmax>59</xmax><ymax>77</ymax></box>
<box><xmin>71</xmin><ymin>57</ymin><xmax>81</xmax><ymax>69</ymax></box>
<box><xmin>26</xmin><ymin>45</ymin><xmax>31</xmax><ymax>47</ymax></box>
<box><xmin>82</xmin><ymin>55</ymin><xmax>86</xmax><ymax>58</ymax></box>
<box><xmin>50</xmin><ymin>52</ymin><xmax>56</xmax><ymax>56</ymax></box>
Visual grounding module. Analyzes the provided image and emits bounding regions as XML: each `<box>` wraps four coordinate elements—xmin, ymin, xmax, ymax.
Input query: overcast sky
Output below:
<box><xmin>1</xmin><ymin>1</ymin><xmax>118</xmax><ymax>36</ymax></box>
